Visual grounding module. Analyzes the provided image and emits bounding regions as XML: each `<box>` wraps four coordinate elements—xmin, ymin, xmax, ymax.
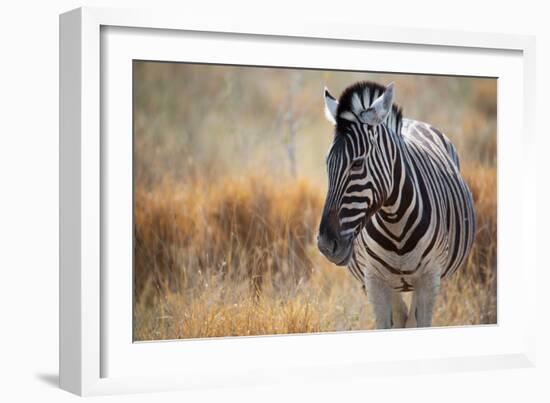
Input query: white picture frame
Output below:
<box><xmin>59</xmin><ymin>6</ymin><xmax>537</xmax><ymax>396</ymax></box>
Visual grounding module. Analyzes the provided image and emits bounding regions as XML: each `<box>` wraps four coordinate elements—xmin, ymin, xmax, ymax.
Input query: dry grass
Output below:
<box><xmin>133</xmin><ymin>63</ymin><xmax>497</xmax><ymax>340</ymax></box>
<box><xmin>134</xmin><ymin>165</ymin><xmax>496</xmax><ymax>340</ymax></box>
<box><xmin>134</xmin><ymin>176</ymin><xmax>323</xmax><ymax>298</ymax></box>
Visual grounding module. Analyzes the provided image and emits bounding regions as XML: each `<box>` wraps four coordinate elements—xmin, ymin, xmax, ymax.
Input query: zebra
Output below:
<box><xmin>317</xmin><ymin>81</ymin><xmax>476</xmax><ymax>329</ymax></box>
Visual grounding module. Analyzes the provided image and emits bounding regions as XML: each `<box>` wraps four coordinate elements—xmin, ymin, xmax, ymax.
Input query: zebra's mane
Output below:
<box><xmin>336</xmin><ymin>81</ymin><xmax>403</xmax><ymax>134</ymax></box>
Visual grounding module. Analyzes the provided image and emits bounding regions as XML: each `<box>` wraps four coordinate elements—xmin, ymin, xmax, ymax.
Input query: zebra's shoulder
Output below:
<box><xmin>401</xmin><ymin>119</ymin><xmax>461</xmax><ymax>170</ymax></box>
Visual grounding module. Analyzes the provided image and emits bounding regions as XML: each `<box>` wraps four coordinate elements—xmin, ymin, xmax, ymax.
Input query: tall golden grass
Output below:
<box><xmin>134</xmin><ymin>165</ymin><xmax>496</xmax><ymax>340</ymax></box>
<box><xmin>133</xmin><ymin>62</ymin><xmax>497</xmax><ymax>340</ymax></box>
<box><xmin>134</xmin><ymin>176</ymin><xmax>322</xmax><ymax>298</ymax></box>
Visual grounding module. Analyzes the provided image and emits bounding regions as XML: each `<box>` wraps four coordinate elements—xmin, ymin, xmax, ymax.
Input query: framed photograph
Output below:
<box><xmin>60</xmin><ymin>7</ymin><xmax>537</xmax><ymax>396</ymax></box>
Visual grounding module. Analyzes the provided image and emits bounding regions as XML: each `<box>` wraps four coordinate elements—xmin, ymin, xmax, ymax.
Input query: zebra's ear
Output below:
<box><xmin>324</xmin><ymin>87</ymin><xmax>338</xmax><ymax>125</ymax></box>
<box><xmin>362</xmin><ymin>82</ymin><xmax>395</xmax><ymax>126</ymax></box>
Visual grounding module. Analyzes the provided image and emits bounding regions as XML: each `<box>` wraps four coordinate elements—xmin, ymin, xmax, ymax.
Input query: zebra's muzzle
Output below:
<box><xmin>317</xmin><ymin>233</ymin><xmax>354</xmax><ymax>266</ymax></box>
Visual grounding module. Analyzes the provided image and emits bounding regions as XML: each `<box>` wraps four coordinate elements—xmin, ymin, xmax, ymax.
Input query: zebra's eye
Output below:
<box><xmin>351</xmin><ymin>158</ymin><xmax>363</xmax><ymax>170</ymax></box>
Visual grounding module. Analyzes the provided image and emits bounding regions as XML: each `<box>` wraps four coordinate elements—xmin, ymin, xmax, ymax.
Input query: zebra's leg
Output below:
<box><xmin>413</xmin><ymin>272</ymin><xmax>441</xmax><ymax>328</ymax></box>
<box><xmin>391</xmin><ymin>292</ymin><xmax>408</xmax><ymax>328</ymax></box>
<box><xmin>365</xmin><ymin>275</ymin><xmax>393</xmax><ymax>329</ymax></box>
<box><xmin>406</xmin><ymin>292</ymin><xmax>417</xmax><ymax>328</ymax></box>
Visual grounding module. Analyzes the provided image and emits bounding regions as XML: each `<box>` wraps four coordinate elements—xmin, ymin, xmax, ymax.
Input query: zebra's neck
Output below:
<box><xmin>377</xmin><ymin>124</ymin><xmax>416</xmax><ymax>219</ymax></box>
<box><xmin>384</xmin><ymin>107</ymin><xmax>403</xmax><ymax>138</ymax></box>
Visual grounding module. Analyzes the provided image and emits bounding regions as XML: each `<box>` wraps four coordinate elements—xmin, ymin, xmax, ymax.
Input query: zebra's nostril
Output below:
<box><xmin>331</xmin><ymin>239</ymin><xmax>338</xmax><ymax>255</ymax></box>
<box><xmin>318</xmin><ymin>233</ymin><xmax>340</xmax><ymax>257</ymax></box>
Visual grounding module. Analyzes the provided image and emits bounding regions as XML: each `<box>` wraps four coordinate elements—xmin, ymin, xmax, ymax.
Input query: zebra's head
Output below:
<box><xmin>317</xmin><ymin>81</ymin><xmax>398</xmax><ymax>265</ymax></box>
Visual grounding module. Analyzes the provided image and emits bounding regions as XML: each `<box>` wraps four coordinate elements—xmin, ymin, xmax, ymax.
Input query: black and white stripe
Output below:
<box><xmin>318</xmin><ymin>81</ymin><xmax>476</xmax><ymax>327</ymax></box>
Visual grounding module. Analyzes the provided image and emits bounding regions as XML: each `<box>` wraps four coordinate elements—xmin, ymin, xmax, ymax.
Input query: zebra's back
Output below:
<box><xmin>401</xmin><ymin>118</ymin><xmax>461</xmax><ymax>170</ymax></box>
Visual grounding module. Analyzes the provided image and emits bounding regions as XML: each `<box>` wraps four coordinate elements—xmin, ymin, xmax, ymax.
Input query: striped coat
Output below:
<box><xmin>347</xmin><ymin>117</ymin><xmax>476</xmax><ymax>292</ymax></box>
<box><xmin>318</xmin><ymin>81</ymin><xmax>476</xmax><ymax>328</ymax></box>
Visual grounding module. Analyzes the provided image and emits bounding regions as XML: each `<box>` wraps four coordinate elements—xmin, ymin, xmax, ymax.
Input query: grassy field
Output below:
<box><xmin>133</xmin><ymin>62</ymin><xmax>497</xmax><ymax>341</ymax></box>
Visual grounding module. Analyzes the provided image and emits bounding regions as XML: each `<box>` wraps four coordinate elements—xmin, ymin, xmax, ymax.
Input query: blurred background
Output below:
<box><xmin>133</xmin><ymin>61</ymin><xmax>497</xmax><ymax>340</ymax></box>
